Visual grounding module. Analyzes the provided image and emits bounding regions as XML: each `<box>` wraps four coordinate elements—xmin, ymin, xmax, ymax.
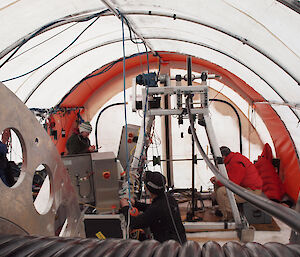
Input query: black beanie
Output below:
<box><xmin>145</xmin><ymin>171</ymin><xmax>166</xmax><ymax>195</ymax></box>
<box><xmin>220</xmin><ymin>146</ymin><xmax>231</xmax><ymax>157</ymax></box>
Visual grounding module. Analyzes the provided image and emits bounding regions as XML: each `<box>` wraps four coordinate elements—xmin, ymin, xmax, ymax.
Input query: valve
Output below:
<box><xmin>102</xmin><ymin>171</ymin><xmax>111</xmax><ymax>179</ymax></box>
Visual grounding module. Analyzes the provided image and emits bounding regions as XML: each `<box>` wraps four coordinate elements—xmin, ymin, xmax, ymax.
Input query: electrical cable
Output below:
<box><xmin>0</xmin><ymin>9</ymin><xmax>109</xmax><ymax>69</ymax></box>
<box><xmin>30</xmin><ymin>106</ymin><xmax>84</xmax><ymax>115</ymax></box>
<box><xmin>0</xmin><ymin>20</ymin><xmax>59</xmax><ymax>69</ymax></box>
<box><xmin>121</xmin><ymin>14</ymin><xmax>130</xmax><ymax>203</ymax></box>
<box><xmin>145</xmin><ymin>44</ymin><xmax>150</xmax><ymax>74</ymax></box>
<box><xmin>142</xmin><ymin>45</ymin><xmax>151</xmax><ymax>149</ymax></box>
<box><xmin>57</xmin><ymin>52</ymin><xmax>144</xmax><ymax>107</ymax></box>
<box><xmin>162</xmin><ymin>185</ymin><xmax>183</xmax><ymax>245</ymax></box>
<box><xmin>1</xmin><ymin>16</ymin><xmax>100</xmax><ymax>83</ymax></box>
<box><xmin>157</xmin><ymin>57</ymin><xmax>161</xmax><ymax>77</ymax></box>
<box><xmin>208</xmin><ymin>85</ymin><xmax>225</xmax><ymax>105</ymax></box>
<box><xmin>133</xmin><ymin>39</ymin><xmax>155</xmax><ymax>180</ymax></box>
<box><xmin>76</xmin><ymin>171</ymin><xmax>94</xmax><ymax>199</ymax></box>
<box><xmin>94</xmin><ymin>102</ymin><xmax>126</xmax><ymax>150</ymax></box>
<box><xmin>120</xmin><ymin>13</ymin><xmax>132</xmax><ymax>239</ymax></box>
<box><xmin>9</xmin><ymin>23</ymin><xmax>78</xmax><ymax>62</ymax></box>
<box><xmin>118</xmin><ymin>12</ymin><xmax>144</xmax><ymax>45</ymax></box>
<box><xmin>135</xmin><ymin>35</ymin><xmax>145</xmax><ymax>74</ymax></box>
<box><xmin>58</xmin><ymin>9</ymin><xmax>157</xmax><ymax>106</ymax></box>
<box><xmin>118</xmin><ymin>10</ymin><xmax>161</xmax><ymax>63</ymax></box>
<box><xmin>138</xmin><ymin>46</ymin><xmax>150</xmax><ymax>174</ymax></box>
<box><xmin>209</xmin><ymin>98</ymin><xmax>243</xmax><ymax>154</ymax></box>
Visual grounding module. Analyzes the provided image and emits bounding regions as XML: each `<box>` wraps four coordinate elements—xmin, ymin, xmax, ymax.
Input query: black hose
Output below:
<box><xmin>202</xmin><ymin>241</ymin><xmax>225</xmax><ymax>257</ymax></box>
<box><xmin>223</xmin><ymin>241</ymin><xmax>250</xmax><ymax>257</ymax></box>
<box><xmin>1</xmin><ymin>234</ymin><xmax>300</xmax><ymax>256</ymax></box>
<box><xmin>94</xmin><ymin>102</ymin><xmax>126</xmax><ymax>150</ymax></box>
<box><xmin>185</xmin><ymin>96</ymin><xmax>300</xmax><ymax>233</ymax></box>
<box><xmin>178</xmin><ymin>240</ymin><xmax>201</xmax><ymax>257</ymax></box>
<box><xmin>245</xmin><ymin>242</ymin><xmax>274</xmax><ymax>257</ymax></box>
<box><xmin>129</xmin><ymin>240</ymin><xmax>160</xmax><ymax>257</ymax></box>
<box><xmin>209</xmin><ymin>98</ymin><xmax>242</xmax><ymax>154</ymax></box>
<box><xmin>264</xmin><ymin>242</ymin><xmax>299</xmax><ymax>257</ymax></box>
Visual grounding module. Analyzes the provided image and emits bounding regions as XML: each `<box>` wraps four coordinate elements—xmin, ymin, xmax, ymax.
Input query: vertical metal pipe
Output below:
<box><xmin>164</xmin><ymin>93</ymin><xmax>172</xmax><ymax>188</ymax></box>
<box><xmin>191</xmin><ymin>134</ymin><xmax>195</xmax><ymax>218</ymax></box>
<box><xmin>187</xmin><ymin>56</ymin><xmax>192</xmax><ymax>86</ymax></box>
<box><xmin>159</xmin><ymin>67</ymin><xmax>174</xmax><ymax>188</ymax></box>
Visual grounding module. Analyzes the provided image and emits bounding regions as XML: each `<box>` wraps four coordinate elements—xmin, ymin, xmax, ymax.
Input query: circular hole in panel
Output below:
<box><xmin>32</xmin><ymin>164</ymin><xmax>53</xmax><ymax>215</ymax></box>
<box><xmin>54</xmin><ymin>205</ymin><xmax>68</xmax><ymax>236</ymax></box>
<box><xmin>0</xmin><ymin>128</ymin><xmax>24</xmax><ymax>187</ymax></box>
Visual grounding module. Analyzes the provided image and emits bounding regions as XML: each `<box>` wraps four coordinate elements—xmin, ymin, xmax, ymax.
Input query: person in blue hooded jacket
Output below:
<box><xmin>0</xmin><ymin>141</ymin><xmax>14</xmax><ymax>186</ymax></box>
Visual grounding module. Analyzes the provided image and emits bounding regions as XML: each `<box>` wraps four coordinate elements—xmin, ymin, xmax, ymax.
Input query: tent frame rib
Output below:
<box><xmin>100</xmin><ymin>0</ymin><xmax>156</xmax><ymax>55</ymax></box>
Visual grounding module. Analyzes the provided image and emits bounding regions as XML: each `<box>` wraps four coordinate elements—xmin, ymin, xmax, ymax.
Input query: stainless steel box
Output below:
<box><xmin>117</xmin><ymin>124</ymin><xmax>140</xmax><ymax>171</ymax></box>
<box><xmin>62</xmin><ymin>153</ymin><xmax>95</xmax><ymax>204</ymax></box>
<box><xmin>91</xmin><ymin>152</ymin><xmax>120</xmax><ymax>212</ymax></box>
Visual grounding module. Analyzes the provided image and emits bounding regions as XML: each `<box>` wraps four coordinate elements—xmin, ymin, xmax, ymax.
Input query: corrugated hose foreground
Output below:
<box><xmin>0</xmin><ymin>234</ymin><xmax>300</xmax><ymax>257</ymax></box>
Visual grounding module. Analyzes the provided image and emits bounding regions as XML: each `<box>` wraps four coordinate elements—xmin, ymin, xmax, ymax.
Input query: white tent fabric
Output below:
<box><xmin>0</xmin><ymin>0</ymin><xmax>300</xmax><ymax>184</ymax></box>
<box><xmin>1</xmin><ymin>1</ymin><xmax>299</xmax><ymax>101</ymax></box>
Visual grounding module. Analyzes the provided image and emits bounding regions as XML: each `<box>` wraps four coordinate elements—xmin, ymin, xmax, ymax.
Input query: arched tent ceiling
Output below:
<box><xmin>0</xmin><ymin>0</ymin><xmax>300</xmax><ymax>199</ymax></box>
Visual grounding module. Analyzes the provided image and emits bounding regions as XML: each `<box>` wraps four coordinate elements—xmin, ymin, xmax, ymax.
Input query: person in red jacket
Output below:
<box><xmin>210</xmin><ymin>146</ymin><xmax>263</xmax><ymax>221</ymax></box>
<box><xmin>254</xmin><ymin>143</ymin><xmax>285</xmax><ymax>202</ymax></box>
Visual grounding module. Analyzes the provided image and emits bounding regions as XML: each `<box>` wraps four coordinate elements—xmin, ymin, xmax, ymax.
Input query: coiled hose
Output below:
<box><xmin>0</xmin><ymin>234</ymin><xmax>300</xmax><ymax>257</ymax></box>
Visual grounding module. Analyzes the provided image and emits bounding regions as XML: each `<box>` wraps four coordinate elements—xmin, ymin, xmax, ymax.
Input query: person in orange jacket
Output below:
<box><xmin>210</xmin><ymin>146</ymin><xmax>263</xmax><ymax>221</ymax></box>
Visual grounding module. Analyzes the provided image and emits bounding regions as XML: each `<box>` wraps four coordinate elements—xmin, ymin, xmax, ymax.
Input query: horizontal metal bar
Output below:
<box><xmin>184</xmin><ymin>221</ymin><xmax>236</xmax><ymax>230</ymax></box>
<box><xmin>147</xmin><ymin>108</ymin><xmax>208</xmax><ymax>116</ymax></box>
<box><xmin>147</xmin><ymin>85</ymin><xmax>208</xmax><ymax>95</ymax></box>
<box><xmin>170</xmin><ymin>74</ymin><xmax>221</xmax><ymax>80</ymax></box>
<box><xmin>151</xmin><ymin>157</ymin><xmax>215</xmax><ymax>162</ymax></box>
<box><xmin>84</xmin><ymin>214</ymin><xmax>122</xmax><ymax>219</ymax></box>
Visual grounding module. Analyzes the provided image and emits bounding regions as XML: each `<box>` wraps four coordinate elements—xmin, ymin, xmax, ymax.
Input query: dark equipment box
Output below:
<box><xmin>84</xmin><ymin>214</ymin><xmax>126</xmax><ymax>239</ymax></box>
<box><xmin>242</xmin><ymin>202</ymin><xmax>272</xmax><ymax>224</ymax></box>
